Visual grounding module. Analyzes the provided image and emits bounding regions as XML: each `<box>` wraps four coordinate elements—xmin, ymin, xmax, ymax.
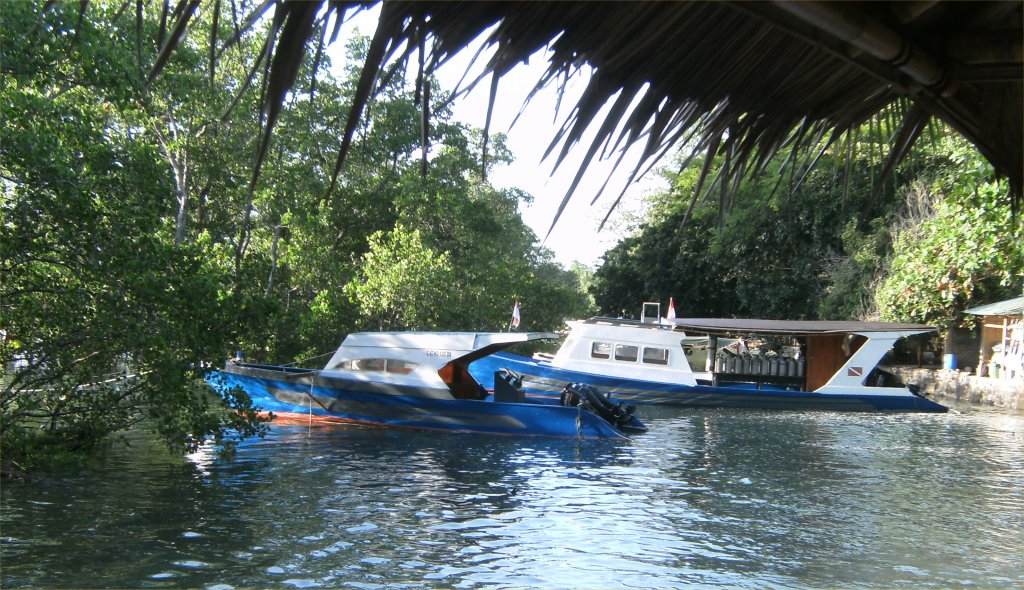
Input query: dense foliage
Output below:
<box><xmin>591</xmin><ymin>120</ymin><xmax>1023</xmax><ymax>326</ymax></box>
<box><xmin>876</xmin><ymin>139</ymin><xmax>1024</xmax><ymax>328</ymax></box>
<box><xmin>0</xmin><ymin>3</ymin><xmax>591</xmax><ymax>472</ymax></box>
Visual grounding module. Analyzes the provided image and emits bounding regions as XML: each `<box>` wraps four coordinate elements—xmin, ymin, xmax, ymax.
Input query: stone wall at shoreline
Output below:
<box><xmin>887</xmin><ymin>366</ymin><xmax>1024</xmax><ymax>411</ymax></box>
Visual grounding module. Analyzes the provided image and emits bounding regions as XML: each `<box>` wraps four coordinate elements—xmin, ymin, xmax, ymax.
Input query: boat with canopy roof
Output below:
<box><xmin>470</xmin><ymin>315</ymin><xmax>947</xmax><ymax>412</ymax></box>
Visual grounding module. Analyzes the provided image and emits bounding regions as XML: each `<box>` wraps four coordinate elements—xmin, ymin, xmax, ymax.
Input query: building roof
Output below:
<box><xmin>670</xmin><ymin>318</ymin><xmax>935</xmax><ymax>337</ymax></box>
<box><xmin>964</xmin><ymin>296</ymin><xmax>1024</xmax><ymax>316</ymax></box>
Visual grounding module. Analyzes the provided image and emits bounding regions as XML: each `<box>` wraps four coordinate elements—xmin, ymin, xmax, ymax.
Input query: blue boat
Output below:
<box><xmin>470</xmin><ymin>316</ymin><xmax>947</xmax><ymax>412</ymax></box>
<box><xmin>207</xmin><ymin>331</ymin><xmax>647</xmax><ymax>439</ymax></box>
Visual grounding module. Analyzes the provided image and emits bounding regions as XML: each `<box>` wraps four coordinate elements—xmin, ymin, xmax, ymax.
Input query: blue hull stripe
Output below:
<box><xmin>207</xmin><ymin>367</ymin><xmax>634</xmax><ymax>438</ymax></box>
<box><xmin>470</xmin><ymin>353</ymin><xmax>947</xmax><ymax>412</ymax></box>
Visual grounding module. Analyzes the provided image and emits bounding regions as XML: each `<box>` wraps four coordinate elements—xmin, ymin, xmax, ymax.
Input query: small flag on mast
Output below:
<box><xmin>510</xmin><ymin>299</ymin><xmax>521</xmax><ymax>329</ymax></box>
<box><xmin>667</xmin><ymin>297</ymin><xmax>676</xmax><ymax>321</ymax></box>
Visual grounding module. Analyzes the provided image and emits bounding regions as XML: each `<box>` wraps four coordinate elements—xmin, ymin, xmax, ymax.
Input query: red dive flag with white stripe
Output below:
<box><xmin>511</xmin><ymin>300</ymin><xmax>521</xmax><ymax>329</ymax></box>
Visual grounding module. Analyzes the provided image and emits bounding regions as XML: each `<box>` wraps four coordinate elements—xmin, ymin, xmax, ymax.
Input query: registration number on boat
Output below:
<box><xmin>426</xmin><ymin>350</ymin><xmax>452</xmax><ymax>357</ymax></box>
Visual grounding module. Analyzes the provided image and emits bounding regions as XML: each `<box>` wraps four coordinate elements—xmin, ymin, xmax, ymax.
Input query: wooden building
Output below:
<box><xmin>966</xmin><ymin>296</ymin><xmax>1024</xmax><ymax>381</ymax></box>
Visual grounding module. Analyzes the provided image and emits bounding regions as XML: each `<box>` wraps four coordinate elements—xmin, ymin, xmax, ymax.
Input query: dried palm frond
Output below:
<box><xmin>140</xmin><ymin>1</ymin><xmax>1022</xmax><ymax>231</ymax></box>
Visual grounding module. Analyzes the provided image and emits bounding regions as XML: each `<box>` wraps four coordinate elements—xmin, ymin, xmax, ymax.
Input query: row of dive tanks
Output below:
<box><xmin>715</xmin><ymin>354</ymin><xmax>805</xmax><ymax>378</ymax></box>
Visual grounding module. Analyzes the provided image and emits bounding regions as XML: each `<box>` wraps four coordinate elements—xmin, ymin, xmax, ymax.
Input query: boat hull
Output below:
<box><xmin>471</xmin><ymin>352</ymin><xmax>947</xmax><ymax>412</ymax></box>
<box><xmin>208</xmin><ymin>364</ymin><xmax>639</xmax><ymax>438</ymax></box>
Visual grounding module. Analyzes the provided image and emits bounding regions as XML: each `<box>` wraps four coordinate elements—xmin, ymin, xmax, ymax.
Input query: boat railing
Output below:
<box><xmin>230</xmin><ymin>360</ymin><xmax>316</xmax><ymax>373</ymax></box>
<box><xmin>581</xmin><ymin>316</ymin><xmax>676</xmax><ymax>329</ymax></box>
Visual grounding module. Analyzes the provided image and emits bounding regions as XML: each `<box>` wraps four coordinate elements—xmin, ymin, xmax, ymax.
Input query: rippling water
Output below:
<box><xmin>3</xmin><ymin>402</ymin><xmax>1022</xmax><ymax>589</ymax></box>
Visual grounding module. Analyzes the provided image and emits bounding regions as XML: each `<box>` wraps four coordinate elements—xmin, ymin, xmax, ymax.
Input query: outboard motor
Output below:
<box><xmin>560</xmin><ymin>383</ymin><xmax>643</xmax><ymax>432</ymax></box>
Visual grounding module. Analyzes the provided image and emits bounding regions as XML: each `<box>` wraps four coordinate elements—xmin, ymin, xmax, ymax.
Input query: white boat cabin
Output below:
<box><xmin>547</xmin><ymin>318</ymin><xmax>710</xmax><ymax>385</ymax></box>
<box><xmin>539</xmin><ymin>307</ymin><xmax>934</xmax><ymax>395</ymax></box>
<box><xmin>322</xmin><ymin>331</ymin><xmax>558</xmax><ymax>399</ymax></box>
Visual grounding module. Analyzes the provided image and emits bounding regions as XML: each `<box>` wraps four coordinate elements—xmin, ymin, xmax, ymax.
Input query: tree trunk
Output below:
<box><xmin>174</xmin><ymin>187</ymin><xmax>189</xmax><ymax>246</ymax></box>
<box><xmin>266</xmin><ymin>224</ymin><xmax>285</xmax><ymax>295</ymax></box>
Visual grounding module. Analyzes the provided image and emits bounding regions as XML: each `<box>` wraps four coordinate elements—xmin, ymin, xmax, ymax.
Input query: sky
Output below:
<box><xmin>333</xmin><ymin>8</ymin><xmax>665</xmax><ymax>268</ymax></box>
<box><xmin>433</xmin><ymin>47</ymin><xmax>664</xmax><ymax>268</ymax></box>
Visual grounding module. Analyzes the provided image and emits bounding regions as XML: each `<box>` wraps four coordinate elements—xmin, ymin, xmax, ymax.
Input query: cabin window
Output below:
<box><xmin>385</xmin><ymin>359</ymin><xmax>417</xmax><ymax>374</ymax></box>
<box><xmin>333</xmin><ymin>358</ymin><xmax>418</xmax><ymax>373</ymax></box>
<box><xmin>642</xmin><ymin>347</ymin><xmax>669</xmax><ymax>365</ymax></box>
<box><xmin>591</xmin><ymin>342</ymin><xmax>612</xmax><ymax>360</ymax></box>
<box><xmin>353</xmin><ymin>358</ymin><xmax>385</xmax><ymax>372</ymax></box>
<box><xmin>615</xmin><ymin>344</ymin><xmax>639</xmax><ymax>362</ymax></box>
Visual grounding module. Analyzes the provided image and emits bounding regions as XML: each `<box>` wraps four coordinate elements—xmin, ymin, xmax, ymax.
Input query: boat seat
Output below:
<box><xmin>494</xmin><ymin>370</ymin><xmax>525</xmax><ymax>403</ymax></box>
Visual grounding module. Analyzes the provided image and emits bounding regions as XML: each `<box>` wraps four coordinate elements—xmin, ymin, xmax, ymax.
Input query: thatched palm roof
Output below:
<box><xmin>153</xmin><ymin>1</ymin><xmax>1023</xmax><ymax>231</ymax></box>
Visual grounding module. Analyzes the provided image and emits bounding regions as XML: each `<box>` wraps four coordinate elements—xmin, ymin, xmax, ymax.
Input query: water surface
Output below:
<box><xmin>2</xmin><ymin>402</ymin><xmax>1022</xmax><ymax>588</ymax></box>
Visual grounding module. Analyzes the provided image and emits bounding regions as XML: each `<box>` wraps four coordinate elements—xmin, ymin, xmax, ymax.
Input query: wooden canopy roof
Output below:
<box><xmin>671</xmin><ymin>318</ymin><xmax>936</xmax><ymax>336</ymax></box>
<box><xmin>152</xmin><ymin>1</ymin><xmax>1024</xmax><ymax>226</ymax></box>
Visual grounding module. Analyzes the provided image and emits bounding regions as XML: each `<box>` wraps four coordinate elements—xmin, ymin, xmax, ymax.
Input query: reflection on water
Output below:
<box><xmin>2</xmin><ymin>402</ymin><xmax>1022</xmax><ymax>589</ymax></box>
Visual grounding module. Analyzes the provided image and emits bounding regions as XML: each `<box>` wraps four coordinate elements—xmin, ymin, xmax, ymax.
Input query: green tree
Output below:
<box><xmin>590</xmin><ymin>115</ymin><xmax>995</xmax><ymax>322</ymax></box>
<box><xmin>0</xmin><ymin>2</ymin><xmax>268</xmax><ymax>470</ymax></box>
<box><xmin>876</xmin><ymin>139</ymin><xmax>1024</xmax><ymax>328</ymax></box>
<box><xmin>345</xmin><ymin>224</ymin><xmax>455</xmax><ymax>330</ymax></box>
<box><xmin>390</xmin><ymin>128</ymin><xmax>592</xmax><ymax>331</ymax></box>
<box><xmin>1</xmin><ymin>4</ymin><xmax>597</xmax><ymax>473</ymax></box>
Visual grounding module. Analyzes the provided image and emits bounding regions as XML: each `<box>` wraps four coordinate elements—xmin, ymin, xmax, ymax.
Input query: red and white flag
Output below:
<box><xmin>667</xmin><ymin>297</ymin><xmax>676</xmax><ymax>321</ymax></box>
<box><xmin>510</xmin><ymin>300</ymin><xmax>521</xmax><ymax>329</ymax></box>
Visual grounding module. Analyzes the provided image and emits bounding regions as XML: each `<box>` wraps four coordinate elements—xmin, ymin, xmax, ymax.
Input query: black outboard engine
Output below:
<box><xmin>560</xmin><ymin>383</ymin><xmax>644</xmax><ymax>433</ymax></box>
